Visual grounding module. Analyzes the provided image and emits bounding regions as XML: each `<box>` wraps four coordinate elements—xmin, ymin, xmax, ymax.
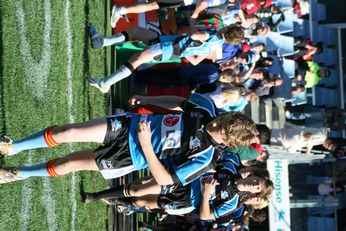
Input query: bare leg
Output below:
<box><xmin>82</xmin><ymin>176</ymin><xmax>160</xmax><ymax>203</ymax></box>
<box><xmin>133</xmin><ymin>194</ymin><xmax>160</xmax><ymax>210</ymax></box>
<box><xmin>53</xmin><ymin>118</ymin><xmax>108</xmax><ymax>144</ymax></box>
<box><xmin>128</xmin><ymin>47</ymin><xmax>156</xmax><ymax>69</ymax></box>
<box><xmin>125</xmin><ymin>2</ymin><xmax>159</xmax><ymax>14</ymax></box>
<box><xmin>102</xmin><ymin>26</ymin><xmax>158</xmax><ymax>47</ymax></box>
<box><xmin>3</xmin><ymin>118</ymin><xmax>108</xmax><ymax>155</ymax></box>
<box><xmin>88</xmin><ymin>47</ymin><xmax>157</xmax><ymax>93</ymax></box>
<box><xmin>6</xmin><ymin>149</ymin><xmax>99</xmax><ymax>181</ymax></box>
<box><xmin>129</xmin><ymin>176</ymin><xmax>161</xmax><ymax>197</ymax></box>
<box><xmin>96</xmin><ymin>48</ymin><xmax>155</xmax><ymax>89</ymax></box>
<box><xmin>125</xmin><ymin>27</ymin><xmax>159</xmax><ymax>45</ymax></box>
<box><xmin>54</xmin><ymin>149</ymin><xmax>99</xmax><ymax>175</ymax></box>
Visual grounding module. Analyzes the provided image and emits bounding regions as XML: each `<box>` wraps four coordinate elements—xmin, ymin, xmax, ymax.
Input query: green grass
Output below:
<box><xmin>0</xmin><ymin>0</ymin><xmax>113</xmax><ymax>230</ymax></box>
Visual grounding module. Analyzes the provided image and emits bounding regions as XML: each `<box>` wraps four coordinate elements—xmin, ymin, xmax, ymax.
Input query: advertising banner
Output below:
<box><xmin>267</xmin><ymin>159</ymin><xmax>291</xmax><ymax>231</ymax></box>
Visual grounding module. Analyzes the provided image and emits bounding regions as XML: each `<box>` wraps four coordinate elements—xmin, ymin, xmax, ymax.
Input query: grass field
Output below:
<box><xmin>0</xmin><ymin>0</ymin><xmax>114</xmax><ymax>230</ymax></box>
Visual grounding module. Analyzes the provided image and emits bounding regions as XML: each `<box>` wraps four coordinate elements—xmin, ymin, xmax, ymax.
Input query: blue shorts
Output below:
<box><xmin>149</xmin><ymin>43</ymin><xmax>163</xmax><ymax>60</ymax></box>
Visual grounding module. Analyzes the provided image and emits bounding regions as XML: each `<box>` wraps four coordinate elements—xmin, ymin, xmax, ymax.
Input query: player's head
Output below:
<box><xmin>256</xmin><ymin>124</ymin><xmax>271</xmax><ymax>144</ymax></box>
<box><xmin>237</xmin><ymin>176</ymin><xmax>274</xmax><ymax>200</ymax></box>
<box><xmin>219</xmin><ymin>69</ymin><xmax>237</xmax><ymax>83</ymax></box>
<box><xmin>236</xmin><ymin>177</ymin><xmax>265</xmax><ymax>194</ymax></box>
<box><xmin>318</xmin><ymin>69</ymin><xmax>330</xmax><ymax>78</ymax></box>
<box><xmin>206</xmin><ymin>112</ymin><xmax>257</xmax><ymax>148</ymax></box>
<box><xmin>239</xmin><ymin>166</ymin><xmax>270</xmax><ymax>179</ymax></box>
<box><xmin>221</xmin><ymin>25</ymin><xmax>245</xmax><ymax>45</ymax></box>
<box><xmin>246</xmin><ymin>196</ymin><xmax>269</xmax><ymax>209</ymax></box>
<box><xmin>251</xmin><ymin>42</ymin><xmax>266</xmax><ymax>52</ymax></box>
<box><xmin>221</xmin><ymin>85</ymin><xmax>242</xmax><ymax>103</ymax></box>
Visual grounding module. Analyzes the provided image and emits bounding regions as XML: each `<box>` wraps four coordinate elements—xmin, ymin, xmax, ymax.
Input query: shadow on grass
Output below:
<box><xmin>83</xmin><ymin>0</ymin><xmax>91</xmax><ymax>119</ymax></box>
<box><xmin>0</xmin><ymin>5</ymin><xmax>6</xmax><ymax>137</ymax></box>
<box><xmin>0</xmin><ymin>7</ymin><xmax>5</xmax><ymax>167</ymax></box>
<box><xmin>79</xmin><ymin>176</ymin><xmax>86</xmax><ymax>202</ymax></box>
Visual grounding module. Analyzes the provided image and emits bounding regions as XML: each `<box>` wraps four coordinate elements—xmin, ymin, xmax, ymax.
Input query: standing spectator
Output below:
<box><xmin>293</xmin><ymin>61</ymin><xmax>330</xmax><ymax>89</ymax></box>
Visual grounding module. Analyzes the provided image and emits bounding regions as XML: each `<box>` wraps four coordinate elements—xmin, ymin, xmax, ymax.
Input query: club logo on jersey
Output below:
<box><xmin>164</xmin><ymin>115</ymin><xmax>180</xmax><ymax>127</ymax></box>
<box><xmin>221</xmin><ymin>190</ymin><xmax>228</xmax><ymax>200</ymax></box>
<box><xmin>190</xmin><ymin>137</ymin><xmax>201</xmax><ymax>149</ymax></box>
<box><xmin>162</xmin><ymin>115</ymin><xmax>182</xmax><ymax>150</ymax></box>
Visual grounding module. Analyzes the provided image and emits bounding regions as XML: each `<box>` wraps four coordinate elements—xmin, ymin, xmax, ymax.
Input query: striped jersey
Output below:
<box><xmin>128</xmin><ymin>93</ymin><xmax>222</xmax><ymax>186</ymax></box>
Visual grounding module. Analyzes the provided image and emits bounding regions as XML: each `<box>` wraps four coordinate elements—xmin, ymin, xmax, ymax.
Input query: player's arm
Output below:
<box><xmin>200</xmin><ymin>178</ymin><xmax>217</xmax><ymax>220</ymax></box>
<box><xmin>184</xmin><ymin>54</ymin><xmax>209</xmax><ymax>65</ymax></box>
<box><xmin>191</xmin><ymin>0</ymin><xmax>208</xmax><ymax>19</ymax></box>
<box><xmin>137</xmin><ymin>121</ymin><xmax>174</xmax><ymax>185</ymax></box>
<box><xmin>190</xmin><ymin>31</ymin><xmax>210</xmax><ymax>41</ymax></box>
<box><xmin>129</xmin><ymin>95</ymin><xmax>185</xmax><ymax>111</ymax></box>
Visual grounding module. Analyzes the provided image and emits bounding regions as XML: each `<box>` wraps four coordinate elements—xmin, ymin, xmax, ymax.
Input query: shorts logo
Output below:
<box><xmin>100</xmin><ymin>160</ymin><xmax>113</xmax><ymax>169</ymax></box>
<box><xmin>164</xmin><ymin>115</ymin><xmax>180</xmax><ymax>127</ymax></box>
<box><xmin>111</xmin><ymin>119</ymin><xmax>122</xmax><ymax>132</ymax></box>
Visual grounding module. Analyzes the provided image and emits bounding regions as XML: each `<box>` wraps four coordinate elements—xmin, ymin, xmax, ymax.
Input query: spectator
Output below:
<box><xmin>293</xmin><ymin>61</ymin><xmax>330</xmax><ymax>89</ymax></box>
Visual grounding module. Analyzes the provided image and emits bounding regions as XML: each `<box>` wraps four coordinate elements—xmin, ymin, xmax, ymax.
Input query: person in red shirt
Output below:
<box><xmin>240</xmin><ymin>0</ymin><xmax>272</xmax><ymax>15</ymax></box>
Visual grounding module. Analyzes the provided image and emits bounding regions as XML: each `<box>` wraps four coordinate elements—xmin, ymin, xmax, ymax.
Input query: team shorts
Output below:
<box><xmin>157</xmin><ymin>183</ymin><xmax>195</xmax><ymax>215</ymax></box>
<box><xmin>149</xmin><ymin>43</ymin><xmax>164</xmax><ymax>61</ymax></box>
<box><xmin>93</xmin><ymin>115</ymin><xmax>136</xmax><ymax>179</ymax></box>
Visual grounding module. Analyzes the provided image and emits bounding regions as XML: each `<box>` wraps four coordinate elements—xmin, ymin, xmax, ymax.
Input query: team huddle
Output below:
<box><xmin>0</xmin><ymin>0</ymin><xmax>282</xmax><ymax>230</ymax></box>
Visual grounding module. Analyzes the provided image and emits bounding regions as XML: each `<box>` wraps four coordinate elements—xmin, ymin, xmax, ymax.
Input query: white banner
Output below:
<box><xmin>267</xmin><ymin>159</ymin><xmax>291</xmax><ymax>231</ymax></box>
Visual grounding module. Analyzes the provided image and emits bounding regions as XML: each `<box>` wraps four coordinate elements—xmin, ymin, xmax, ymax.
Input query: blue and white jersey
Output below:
<box><xmin>184</xmin><ymin>0</ymin><xmax>227</xmax><ymax>7</ymax></box>
<box><xmin>217</xmin><ymin>205</ymin><xmax>247</xmax><ymax>228</ymax></box>
<box><xmin>160</xmin><ymin>154</ymin><xmax>243</xmax><ymax>216</ymax></box>
<box><xmin>189</xmin><ymin>177</ymin><xmax>203</xmax><ymax>210</ymax></box>
<box><xmin>160</xmin><ymin>32</ymin><xmax>224</xmax><ymax>61</ymax></box>
<box><xmin>211</xmin><ymin>188</ymin><xmax>241</xmax><ymax>219</ymax></box>
<box><xmin>180</xmin><ymin>34</ymin><xmax>224</xmax><ymax>58</ymax></box>
<box><xmin>128</xmin><ymin>93</ymin><xmax>221</xmax><ymax>186</ymax></box>
<box><xmin>211</xmin><ymin>152</ymin><xmax>244</xmax><ymax>219</ymax></box>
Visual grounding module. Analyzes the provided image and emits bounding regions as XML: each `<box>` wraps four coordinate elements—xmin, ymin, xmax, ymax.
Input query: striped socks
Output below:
<box><xmin>18</xmin><ymin>158</ymin><xmax>62</xmax><ymax>178</ymax></box>
<box><xmin>12</xmin><ymin>126</ymin><xmax>61</xmax><ymax>153</ymax></box>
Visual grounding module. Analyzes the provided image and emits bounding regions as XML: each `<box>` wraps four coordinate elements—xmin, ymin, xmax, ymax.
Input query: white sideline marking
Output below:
<box><xmin>16</xmin><ymin>0</ymin><xmax>78</xmax><ymax>230</ymax></box>
<box><xmin>20</xmin><ymin>152</ymin><xmax>33</xmax><ymax>231</ymax></box>
<box><xmin>16</xmin><ymin>0</ymin><xmax>56</xmax><ymax>229</ymax></box>
<box><xmin>41</xmin><ymin>162</ymin><xmax>58</xmax><ymax>231</ymax></box>
<box><xmin>16</xmin><ymin>0</ymin><xmax>52</xmax><ymax>101</ymax></box>
<box><xmin>64</xmin><ymin>1</ymin><xmax>77</xmax><ymax>230</ymax></box>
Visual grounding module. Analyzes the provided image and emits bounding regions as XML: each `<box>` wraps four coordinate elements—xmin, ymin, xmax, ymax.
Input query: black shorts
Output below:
<box><xmin>157</xmin><ymin>183</ymin><xmax>195</xmax><ymax>214</ymax></box>
<box><xmin>93</xmin><ymin>115</ymin><xmax>135</xmax><ymax>179</ymax></box>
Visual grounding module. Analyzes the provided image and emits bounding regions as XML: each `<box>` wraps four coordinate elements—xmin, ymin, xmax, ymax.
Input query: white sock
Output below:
<box><xmin>103</xmin><ymin>65</ymin><xmax>132</xmax><ymax>86</ymax></box>
<box><xmin>102</xmin><ymin>33</ymin><xmax>126</xmax><ymax>47</ymax></box>
<box><xmin>118</xmin><ymin>6</ymin><xmax>127</xmax><ymax>15</ymax></box>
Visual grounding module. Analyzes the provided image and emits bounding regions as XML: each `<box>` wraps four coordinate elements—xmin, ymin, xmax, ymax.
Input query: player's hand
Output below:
<box><xmin>203</xmin><ymin>178</ymin><xmax>219</xmax><ymax>194</ymax></box>
<box><xmin>129</xmin><ymin>95</ymin><xmax>147</xmax><ymax>108</ymax></box>
<box><xmin>190</xmin><ymin>12</ymin><xmax>198</xmax><ymax>19</ymax></box>
<box><xmin>137</xmin><ymin>121</ymin><xmax>152</xmax><ymax>145</ymax></box>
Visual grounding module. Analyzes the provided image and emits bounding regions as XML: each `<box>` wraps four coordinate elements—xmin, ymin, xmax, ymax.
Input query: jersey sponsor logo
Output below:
<box><xmin>161</xmin><ymin>114</ymin><xmax>182</xmax><ymax>150</ymax></box>
<box><xmin>163</xmin><ymin>115</ymin><xmax>180</xmax><ymax>127</ymax></box>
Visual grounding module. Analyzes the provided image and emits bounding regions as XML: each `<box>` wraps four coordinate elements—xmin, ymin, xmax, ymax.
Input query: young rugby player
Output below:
<box><xmin>87</xmin><ymin>25</ymin><xmax>244</xmax><ymax>93</ymax></box>
<box><xmin>0</xmin><ymin>94</ymin><xmax>257</xmax><ymax>186</ymax></box>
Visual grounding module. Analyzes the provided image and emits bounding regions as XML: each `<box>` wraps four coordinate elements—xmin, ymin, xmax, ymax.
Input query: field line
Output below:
<box><xmin>17</xmin><ymin>0</ymin><xmax>56</xmax><ymax>229</ymax></box>
<box><xmin>20</xmin><ymin>152</ymin><xmax>33</xmax><ymax>231</ymax></box>
<box><xmin>64</xmin><ymin>1</ymin><xmax>77</xmax><ymax>230</ymax></box>
<box><xmin>16</xmin><ymin>0</ymin><xmax>52</xmax><ymax>101</ymax></box>
<box><xmin>41</xmin><ymin>163</ymin><xmax>58</xmax><ymax>231</ymax></box>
